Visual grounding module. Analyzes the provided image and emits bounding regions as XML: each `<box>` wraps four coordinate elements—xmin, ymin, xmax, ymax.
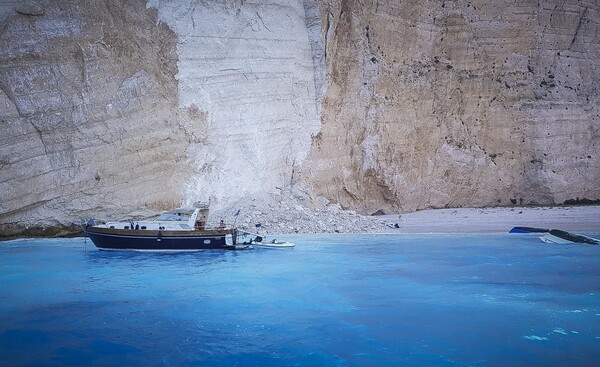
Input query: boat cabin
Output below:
<box><xmin>101</xmin><ymin>206</ymin><xmax>210</xmax><ymax>231</ymax></box>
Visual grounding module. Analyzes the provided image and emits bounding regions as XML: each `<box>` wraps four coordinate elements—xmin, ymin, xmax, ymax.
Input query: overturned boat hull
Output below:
<box><xmin>540</xmin><ymin>229</ymin><xmax>599</xmax><ymax>245</ymax></box>
<box><xmin>509</xmin><ymin>226</ymin><xmax>549</xmax><ymax>233</ymax></box>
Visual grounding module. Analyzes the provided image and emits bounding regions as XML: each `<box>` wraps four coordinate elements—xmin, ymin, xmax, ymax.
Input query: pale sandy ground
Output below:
<box><xmin>377</xmin><ymin>206</ymin><xmax>600</xmax><ymax>234</ymax></box>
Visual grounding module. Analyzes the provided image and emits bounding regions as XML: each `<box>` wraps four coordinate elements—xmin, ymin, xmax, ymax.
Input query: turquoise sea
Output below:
<box><xmin>1</xmin><ymin>234</ymin><xmax>599</xmax><ymax>366</ymax></box>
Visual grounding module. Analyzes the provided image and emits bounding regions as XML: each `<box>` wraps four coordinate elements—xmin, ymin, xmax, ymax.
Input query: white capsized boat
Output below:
<box><xmin>540</xmin><ymin>229</ymin><xmax>599</xmax><ymax>245</ymax></box>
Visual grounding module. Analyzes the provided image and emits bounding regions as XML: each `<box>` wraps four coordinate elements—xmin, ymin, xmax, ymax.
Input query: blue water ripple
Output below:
<box><xmin>0</xmin><ymin>234</ymin><xmax>599</xmax><ymax>366</ymax></box>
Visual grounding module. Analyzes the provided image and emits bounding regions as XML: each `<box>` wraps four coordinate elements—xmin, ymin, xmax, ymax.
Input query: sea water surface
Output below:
<box><xmin>0</xmin><ymin>234</ymin><xmax>599</xmax><ymax>366</ymax></box>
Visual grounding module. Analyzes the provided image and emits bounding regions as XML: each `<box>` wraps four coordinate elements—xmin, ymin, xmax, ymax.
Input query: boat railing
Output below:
<box><xmin>203</xmin><ymin>224</ymin><xmax>236</xmax><ymax>231</ymax></box>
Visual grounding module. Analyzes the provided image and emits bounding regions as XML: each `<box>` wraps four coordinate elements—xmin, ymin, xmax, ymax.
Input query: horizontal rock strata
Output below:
<box><xmin>300</xmin><ymin>0</ymin><xmax>600</xmax><ymax>214</ymax></box>
<box><xmin>0</xmin><ymin>0</ymin><xmax>187</xmax><ymax>236</ymax></box>
<box><xmin>150</xmin><ymin>0</ymin><xmax>320</xmax><ymax>208</ymax></box>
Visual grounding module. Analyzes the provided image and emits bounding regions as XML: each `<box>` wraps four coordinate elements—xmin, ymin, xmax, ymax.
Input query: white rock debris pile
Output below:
<box><xmin>210</xmin><ymin>188</ymin><xmax>396</xmax><ymax>235</ymax></box>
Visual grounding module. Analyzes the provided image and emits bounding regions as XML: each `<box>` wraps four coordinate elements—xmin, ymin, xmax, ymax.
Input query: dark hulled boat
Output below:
<box><xmin>85</xmin><ymin>205</ymin><xmax>248</xmax><ymax>251</ymax></box>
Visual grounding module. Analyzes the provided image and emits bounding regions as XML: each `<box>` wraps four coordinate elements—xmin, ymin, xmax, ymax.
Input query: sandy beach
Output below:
<box><xmin>380</xmin><ymin>206</ymin><xmax>600</xmax><ymax>234</ymax></box>
<box><xmin>220</xmin><ymin>191</ymin><xmax>600</xmax><ymax>235</ymax></box>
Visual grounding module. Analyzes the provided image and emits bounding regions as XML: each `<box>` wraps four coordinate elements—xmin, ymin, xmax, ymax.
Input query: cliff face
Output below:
<box><xmin>0</xmin><ymin>0</ymin><xmax>321</xmax><ymax>235</ymax></box>
<box><xmin>0</xmin><ymin>0</ymin><xmax>598</xmax><ymax>235</ymax></box>
<box><xmin>0</xmin><ymin>0</ymin><xmax>187</xmax><ymax>234</ymax></box>
<box><xmin>148</xmin><ymin>0</ymin><xmax>320</xmax><ymax>208</ymax></box>
<box><xmin>301</xmin><ymin>0</ymin><xmax>600</xmax><ymax>213</ymax></box>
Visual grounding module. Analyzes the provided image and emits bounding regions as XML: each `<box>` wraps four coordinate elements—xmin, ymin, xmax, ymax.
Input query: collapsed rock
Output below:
<box><xmin>211</xmin><ymin>187</ymin><xmax>399</xmax><ymax>234</ymax></box>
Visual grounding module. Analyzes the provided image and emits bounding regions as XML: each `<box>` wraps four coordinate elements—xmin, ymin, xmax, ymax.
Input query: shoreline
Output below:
<box><xmin>1</xmin><ymin>205</ymin><xmax>599</xmax><ymax>240</ymax></box>
<box><xmin>376</xmin><ymin>205</ymin><xmax>600</xmax><ymax>234</ymax></box>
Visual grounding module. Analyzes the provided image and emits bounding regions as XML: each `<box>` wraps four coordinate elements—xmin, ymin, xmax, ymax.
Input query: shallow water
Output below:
<box><xmin>1</xmin><ymin>234</ymin><xmax>599</xmax><ymax>366</ymax></box>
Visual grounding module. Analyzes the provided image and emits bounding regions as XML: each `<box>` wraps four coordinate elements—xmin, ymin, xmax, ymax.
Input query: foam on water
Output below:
<box><xmin>1</xmin><ymin>233</ymin><xmax>599</xmax><ymax>366</ymax></box>
<box><xmin>523</xmin><ymin>336</ymin><xmax>549</xmax><ymax>341</ymax></box>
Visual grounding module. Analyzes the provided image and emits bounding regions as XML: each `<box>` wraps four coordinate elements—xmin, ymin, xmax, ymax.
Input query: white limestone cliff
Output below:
<box><xmin>0</xmin><ymin>0</ymin><xmax>188</xmax><ymax>235</ymax></box>
<box><xmin>0</xmin><ymin>0</ymin><xmax>598</xmax><ymax>236</ymax></box>
<box><xmin>148</xmin><ymin>0</ymin><xmax>320</xmax><ymax>209</ymax></box>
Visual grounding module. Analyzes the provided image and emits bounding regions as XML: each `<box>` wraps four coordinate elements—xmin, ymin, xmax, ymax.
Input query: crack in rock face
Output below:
<box><xmin>15</xmin><ymin>3</ymin><xmax>44</xmax><ymax>16</ymax></box>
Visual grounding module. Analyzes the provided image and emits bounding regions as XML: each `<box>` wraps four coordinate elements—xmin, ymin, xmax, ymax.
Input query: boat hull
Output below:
<box><xmin>251</xmin><ymin>240</ymin><xmax>295</xmax><ymax>248</ymax></box>
<box><xmin>540</xmin><ymin>229</ymin><xmax>599</xmax><ymax>245</ymax></box>
<box><xmin>86</xmin><ymin>227</ymin><xmax>238</xmax><ymax>251</ymax></box>
<box><xmin>509</xmin><ymin>226</ymin><xmax>549</xmax><ymax>233</ymax></box>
